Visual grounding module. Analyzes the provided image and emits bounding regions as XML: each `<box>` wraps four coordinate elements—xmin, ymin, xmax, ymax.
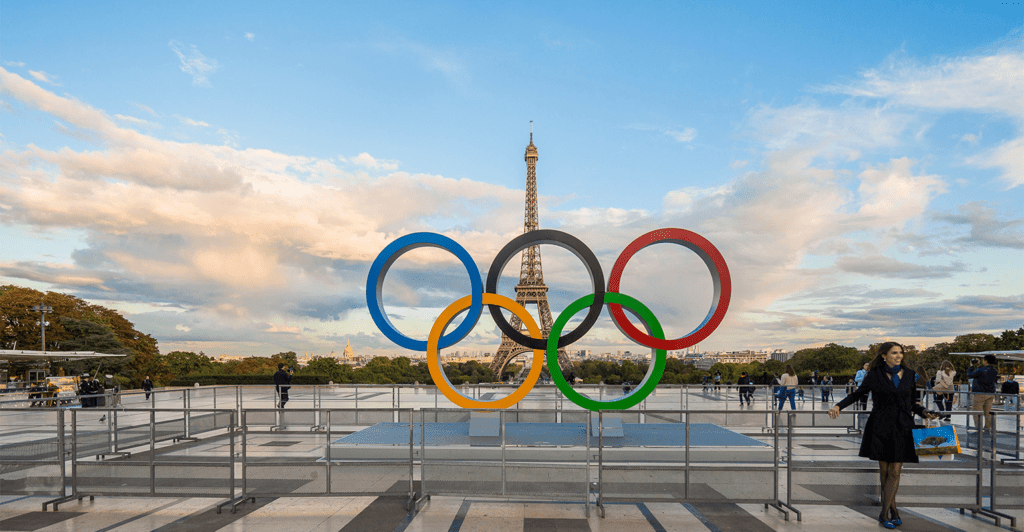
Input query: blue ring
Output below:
<box><xmin>366</xmin><ymin>232</ymin><xmax>483</xmax><ymax>351</ymax></box>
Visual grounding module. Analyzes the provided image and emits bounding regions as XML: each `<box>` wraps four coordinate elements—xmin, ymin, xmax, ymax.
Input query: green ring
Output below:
<box><xmin>547</xmin><ymin>292</ymin><xmax>667</xmax><ymax>411</ymax></box>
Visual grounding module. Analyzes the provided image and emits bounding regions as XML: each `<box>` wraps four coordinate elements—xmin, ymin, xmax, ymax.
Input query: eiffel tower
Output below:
<box><xmin>489</xmin><ymin>123</ymin><xmax>572</xmax><ymax>379</ymax></box>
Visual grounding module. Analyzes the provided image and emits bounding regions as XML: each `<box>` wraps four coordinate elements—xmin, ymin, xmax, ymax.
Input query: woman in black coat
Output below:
<box><xmin>828</xmin><ymin>342</ymin><xmax>937</xmax><ymax>529</ymax></box>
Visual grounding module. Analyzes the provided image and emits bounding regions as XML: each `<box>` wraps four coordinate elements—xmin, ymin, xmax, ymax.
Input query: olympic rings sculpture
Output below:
<box><xmin>366</xmin><ymin>228</ymin><xmax>731</xmax><ymax>411</ymax></box>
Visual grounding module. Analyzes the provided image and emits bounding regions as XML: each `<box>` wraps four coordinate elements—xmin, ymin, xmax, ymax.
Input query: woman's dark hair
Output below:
<box><xmin>784</xmin><ymin>365</ymin><xmax>796</xmax><ymax>377</ymax></box>
<box><xmin>869</xmin><ymin>342</ymin><xmax>904</xmax><ymax>370</ymax></box>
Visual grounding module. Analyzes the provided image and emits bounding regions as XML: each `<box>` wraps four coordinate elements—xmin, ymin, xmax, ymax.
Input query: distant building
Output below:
<box><xmin>771</xmin><ymin>350</ymin><xmax>792</xmax><ymax>362</ymax></box>
<box><xmin>695</xmin><ymin>358</ymin><xmax>719</xmax><ymax>370</ymax></box>
<box><xmin>713</xmin><ymin>350</ymin><xmax>770</xmax><ymax>364</ymax></box>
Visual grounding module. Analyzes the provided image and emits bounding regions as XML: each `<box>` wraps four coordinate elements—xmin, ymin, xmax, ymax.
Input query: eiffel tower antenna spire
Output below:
<box><xmin>490</xmin><ymin>124</ymin><xmax>572</xmax><ymax>379</ymax></box>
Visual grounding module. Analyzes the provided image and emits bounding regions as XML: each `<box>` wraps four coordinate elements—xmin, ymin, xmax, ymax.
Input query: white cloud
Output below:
<box><xmin>823</xmin><ymin>49</ymin><xmax>1024</xmax><ymax>188</ymax></box>
<box><xmin>168</xmin><ymin>40</ymin><xmax>220</xmax><ymax>87</ymax></box>
<box><xmin>133</xmin><ymin>103</ymin><xmax>157</xmax><ymax>116</ymax></box>
<box><xmin>823</xmin><ymin>51</ymin><xmax>1024</xmax><ymax>118</ymax></box>
<box><xmin>351</xmin><ymin>152</ymin><xmax>399</xmax><ymax>171</ymax></box>
<box><xmin>934</xmin><ymin>201</ymin><xmax>1024</xmax><ymax>249</ymax></box>
<box><xmin>2</xmin><ymin>45</ymin><xmax>1021</xmax><ymax>355</ymax></box>
<box><xmin>115</xmin><ymin>114</ymin><xmax>161</xmax><ymax>128</ymax></box>
<box><xmin>175</xmin><ymin>324</ymin><xmax>191</xmax><ymax>332</ymax></box>
<box><xmin>177</xmin><ymin>115</ymin><xmax>210</xmax><ymax>127</ymax></box>
<box><xmin>961</xmin><ymin>133</ymin><xmax>979</xmax><ymax>145</ymax></box>
<box><xmin>969</xmin><ymin>136</ymin><xmax>1024</xmax><ymax>189</ymax></box>
<box><xmin>665</xmin><ymin>128</ymin><xmax>696</xmax><ymax>143</ymax></box>
<box><xmin>3</xmin><ymin>61</ymin><xmax>25</xmax><ymax>67</ymax></box>
<box><xmin>245</xmin><ymin>33</ymin><xmax>255</xmax><ymax>42</ymax></box>
<box><xmin>835</xmin><ymin>255</ymin><xmax>968</xmax><ymax>279</ymax></box>
<box><xmin>216</xmin><ymin>127</ymin><xmax>239</xmax><ymax>147</ymax></box>
<box><xmin>264</xmin><ymin>323</ymin><xmax>301</xmax><ymax>334</ymax></box>
<box><xmin>855</xmin><ymin>157</ymin><xmax>946</xmax><ymax>229</ymax></box>
<box><xmin>28</xmin><ymin>70</ymin><xmax>59</xmax><ymax>85</ymax></box>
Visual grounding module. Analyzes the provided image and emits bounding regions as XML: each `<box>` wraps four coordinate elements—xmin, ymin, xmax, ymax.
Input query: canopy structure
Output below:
<box><xmin>950</xmin><ymin>350</ymin><xmax>1024</xmax><ymax>362</ymax></box>
<box><xmin>0</xmin><ymin>350</ymin><xmax>128</xmax><ymax>362</ymax></box>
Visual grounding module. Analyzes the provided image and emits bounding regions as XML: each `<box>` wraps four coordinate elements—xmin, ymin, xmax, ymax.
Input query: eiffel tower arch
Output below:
<box><xmin>489</xmin><ymin>124</ymin><xmax>573</xmax><ymax>379</ymax></box>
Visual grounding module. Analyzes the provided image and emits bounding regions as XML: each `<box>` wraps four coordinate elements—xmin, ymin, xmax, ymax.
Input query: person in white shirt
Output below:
<box><xmin>933</xmin><ymin>360</ymin><xmax>956</xmax><ymax>422</ymax></box>
<box><xmin>778</xmin><ymin>365</ymin><xmax>799</xmax><ymax>410</ymax></box>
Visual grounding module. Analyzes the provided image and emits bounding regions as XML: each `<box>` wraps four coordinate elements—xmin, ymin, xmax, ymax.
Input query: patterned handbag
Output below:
<box><xmin>913</xmin><ymin>422</ymin><xmax>960</xmax><ymax>456</ymax></box>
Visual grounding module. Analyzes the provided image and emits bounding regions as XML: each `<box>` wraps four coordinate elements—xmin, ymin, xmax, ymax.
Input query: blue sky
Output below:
<box><xmin>2</xmin><ymin>2</ymin><xmax>1022</xmax><ymax>358</ymax></box>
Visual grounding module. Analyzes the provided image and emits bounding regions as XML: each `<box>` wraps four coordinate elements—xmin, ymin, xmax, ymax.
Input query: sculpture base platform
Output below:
<box><xmin>326</xmin><ymin>422</ymin><xmax>773</xmax><ymax>463</ymax></box>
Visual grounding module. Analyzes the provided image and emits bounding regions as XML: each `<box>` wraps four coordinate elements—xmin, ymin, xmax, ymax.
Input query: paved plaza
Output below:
<box><xmin>2</xmin><ymin>492</ymin><xmax>1020</xmax><ymax>532</ymax></box>
<box><xmin>1</xmin><ymin>385</ymin><xmax>1021</xmax><ymax>532</ymax></box>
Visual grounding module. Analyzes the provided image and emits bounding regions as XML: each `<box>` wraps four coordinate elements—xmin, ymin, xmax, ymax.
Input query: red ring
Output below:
<box><xmin>607</xmin><ymin>228</ymin><xmax>731</xmax><ymax>350</ymax></box>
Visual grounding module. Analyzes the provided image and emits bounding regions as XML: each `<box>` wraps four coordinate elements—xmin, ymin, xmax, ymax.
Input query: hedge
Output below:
<box><xmin>168</xmin><ymin>374</ymin><xmax>330</xmax><ymax>387</ymax></box>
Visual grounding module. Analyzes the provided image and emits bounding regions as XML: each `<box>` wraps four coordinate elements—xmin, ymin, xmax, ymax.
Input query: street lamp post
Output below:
<box><xmin>31</xmin><ymin>304</ymin><xmax>53</xmax><ymax>353</ymax></box>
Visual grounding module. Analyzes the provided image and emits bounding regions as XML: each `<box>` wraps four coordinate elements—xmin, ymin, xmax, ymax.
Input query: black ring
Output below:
<box><xmin>486</xmin><ymin>229</ymin><xmax>604</xmax><ymax>350</ymax></box>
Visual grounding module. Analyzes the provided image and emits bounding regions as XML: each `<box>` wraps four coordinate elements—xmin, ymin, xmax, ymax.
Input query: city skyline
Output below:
<box><xmin>2</xmin><ymin>3</ymin><xmax>1023</xmax><ymax>359</ymax></box>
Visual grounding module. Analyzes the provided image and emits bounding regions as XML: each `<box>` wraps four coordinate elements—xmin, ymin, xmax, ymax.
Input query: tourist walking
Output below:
<box><xmin>778</xmin><ymin>366</ymin><xmax>798</xmax><ymax>410</ymax></box>
<box><xmin>142</xmin><ymin>376</ymin><xmax>154</xmax><ymax>400</ymax></box>
<box><xmin>933</xmin><ymin>361</ymin><xmax>956</xmax><ymax>422</ymax></box>
<box><xmin>1000</xmin><ymin>375</ymin><xmax>1020</xmax><ymax>410</ymax></box>
<box><xmin>274</xmin><ymin>363</ymin><xmax>293</xmax><ymax>408</ymax></box>
<box><xmin>828</xmin><ymin>342</ymin><xmax>937</xmax><ymax>529</ymax></box>
<box><xmin>737</xmin><ymin>371</ymin><xmax>754</xmax><ymax>405</ymax></box>
<box><xmin>967</xmin><ymin>355</ymin><xmax>999</xmax><ymax>430</ymax></box>
<box><xmin>854</xmin><ymin>362</ymin><xmax>870</xmax><ymax>410</ymax></box>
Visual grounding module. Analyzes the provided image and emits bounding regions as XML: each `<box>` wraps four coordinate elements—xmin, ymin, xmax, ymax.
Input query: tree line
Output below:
<box><xmin>3</xmin><ymin>285</ymin><xmax>1022</xmax><ymax>388</ymax></box>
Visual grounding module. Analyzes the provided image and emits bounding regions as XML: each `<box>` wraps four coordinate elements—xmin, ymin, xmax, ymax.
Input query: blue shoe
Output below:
<box><xmin>891</xmin><ymin>517</ymin><xmax>902</xmax><ymax>526</ymax></box>
<box><xmin>880</xmin><ymin>520</ymin><xmax>896</xmax><ymax>529</ymax></box>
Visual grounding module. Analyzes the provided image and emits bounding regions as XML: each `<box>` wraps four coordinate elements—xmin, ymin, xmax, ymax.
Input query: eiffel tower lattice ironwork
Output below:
<box><xmin>489</xmin><ymin>124</ymin><xmax>572</xmax><ymax>378</ymax></box>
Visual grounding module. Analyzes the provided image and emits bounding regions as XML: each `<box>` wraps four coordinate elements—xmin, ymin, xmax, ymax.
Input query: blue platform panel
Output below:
<box><xmin>333</xmin><ymin>422</ymin><xmax>768</xmax><ymax>447</ymax></box>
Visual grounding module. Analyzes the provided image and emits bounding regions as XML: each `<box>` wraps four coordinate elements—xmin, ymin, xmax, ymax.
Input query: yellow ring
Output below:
<box><xmin>427</xmin><ymin>293</ymin><xmax>544</xmax><ymax>409</ymax></box>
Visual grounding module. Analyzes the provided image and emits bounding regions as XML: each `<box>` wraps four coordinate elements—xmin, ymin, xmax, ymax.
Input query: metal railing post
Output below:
<box><xmin>787</xmin><ymin>412</ymin><xmax>794</xmax><ymax>510</ymax></box>
<box><xmin>976</xmin><ymin>413</ymin><xmax>983</xmax><ymax>511</ymax></box>
<box><xmin>326</xmin><ymin>410</ymin><xmax>332</xmax><ymax>494</ymax></box>
<box><xmin>989</xmin><ymin>420</ymin><xmax>997</xmax><ymax>508</ymax></box>
<box><xmin>149</xmin><ymin>410</ymin><xmax>155</xmax><ymax>495</ymax></box>
<box><xmin>229</xmin><ymin>411</ymin><xmax>236</xmax><ymax>500</ymax></box>
<box><xmin>241</xmin><ymin>410</ymin><xmax>248</xmax><ymax>502</ymax></box>
<box><xmin>586</xmin><ymin>412</ymin><xmax>591</xmax><ymax>516</ymax></box>
<box><xmin>501</xmin><ymin>410</ymin><xmax>506</xmax><ymax>496</ymax></box>
<box><xmin>773</xmin><ymin>410</ymin><xmax>779</xmax><ymax>503</ymax></box>
<box><xmin>684</xmin><ymin>410</ymin><xmax>690</xmax><ymax>500</ymax></box>
<box><xmin>408</xmin><ymin>408</ymin><xmax>414</xmax><ymax>501</ymax></box>
<box><xmin>107</xmin><ymin>405</ymin><xmax>114</xmax><ymax>453</ymax></box>
<box><xmin>420</xmin><ymin>410</ymin><xmax>427</xmax><ymax>495</ymax></box>
<box><xmin>183</xmin><ymin>389</ymin><xmax>190</xmax><ymax>438</ymax></box>
<box><xmin>598</xmin><ymin>411</ymin><xmax>604</xmax><ymax>517</ymax></box>
<box><xmin>58</xmin><ymin>408</ymin><xmax>66</xmax><ymax>498</ymax></box>
<box><xmin>71</xmin><ymin>410</ymin><xmax>78</xmax><ymax>498</ymax></box>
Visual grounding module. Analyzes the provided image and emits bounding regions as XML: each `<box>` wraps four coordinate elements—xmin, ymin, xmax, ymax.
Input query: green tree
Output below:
<box><xmin>163</xmin><ymin>351</ymin><xmax>216</xmax><ymax>378</ymax></box>
<box><xmin>789</xmin><ymin>343</ymin><xmax>864</xmax><ymax>375</ymax></box>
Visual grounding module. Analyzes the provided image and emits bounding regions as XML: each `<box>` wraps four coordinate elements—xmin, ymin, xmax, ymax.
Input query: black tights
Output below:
<box><xmin>878</xmin><ymin>461</ymin><xmax>903</xmax><ymax>521</ymax></box>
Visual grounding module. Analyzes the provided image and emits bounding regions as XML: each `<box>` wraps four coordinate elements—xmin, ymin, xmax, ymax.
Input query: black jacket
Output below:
<box><xmin>273</xmin><ymin>369</ymin><xmax>292</xmax><ymax>390</ymax></box>
<box><xmin>142</xmin><ymin>379</ymin><xmax>154</xmax><ymax>391</ymax></box>
<box><xmin>836</xmin><ymin>365</ymin><xmax>927</xmax><ymax>463</ymax></box>
<box><xmin>967</xmin><ymin>365</ymin><xmax>998</xmax><ymax>393</ymax></box>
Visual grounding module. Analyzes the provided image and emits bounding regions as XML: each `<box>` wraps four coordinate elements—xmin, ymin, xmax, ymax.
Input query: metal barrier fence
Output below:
<box><xmin>1</xmin><ymin>403</ymin><xmax>1020</xmax><ymax>525</ymax></box>
<box><xmin>594</xmin><ymin>409</ymin><xmax>788</xmax><ymax>519</ymax></box>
